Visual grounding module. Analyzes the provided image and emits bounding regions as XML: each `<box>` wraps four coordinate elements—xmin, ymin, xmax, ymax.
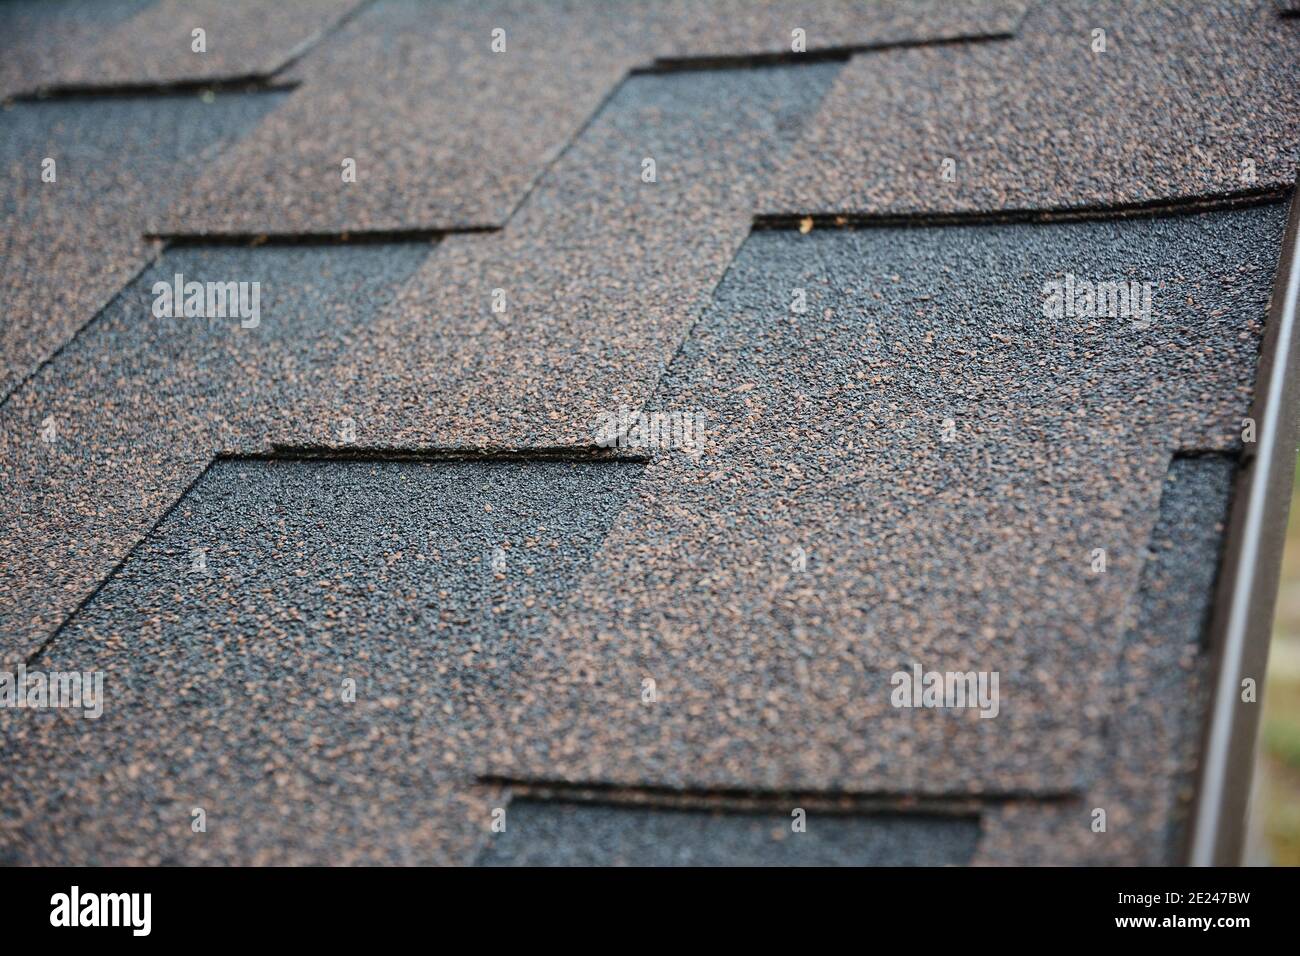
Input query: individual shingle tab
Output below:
<box><xmin>27</xmin><ymin>0</ymin><xmax>366</xmax><ymax>94</ymax></box>
<box><xmin>766</xmin><ymin>0</ymin><xmax>1300</xmax><ymax>218</ymax></box>
<box><xmin>0</xmin><ymin>0</ymin><xmax>155</xmax><ymax>101</ymax></box>
<box><xmin>0</xmin><ymin>457</ymin><xmax>641</xmax><ymax>865</ymax></box>
<box><xmin>486</xmin><ymin>204</ymin><xmax>1284</xmax><ymax>845</ymax></box>
<box><xmin>978</xmin><ymin>454</ymin><xmax>1238</xmax><ymax>864</ymax></box>
<box><xmin>153</xmin><ymin>0</ymin><xmax>653</xmax><ymax>236</ymax></box>
<box><xmin>477</xmin><ymin>800</ymin><xmax>980</xmax><ymax>866</ymax></box>
<box><xmin>1092</xmin><ymin>453</ymin><xmax>1237</xmax><ymax>863</ymax></box>
<box><xmin>273</xmin><ymin>63</ymin><xmax>841</xmax><ymax>450</ymax></box>
<box><xmin>0</xmin><ymin>91</ymin><xmax>286</xmax><ymax>399</ymax></box>
<box><xmin>0</xmin><ymin>244</ymin><xmax>430</xmax><ymax>661</ymax></box>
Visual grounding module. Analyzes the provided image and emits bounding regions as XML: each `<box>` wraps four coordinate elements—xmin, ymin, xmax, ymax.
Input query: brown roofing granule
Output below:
<box><xmin>30</xmin><ymin>0</ymin><xmax>366</xmax><ymax>93</ymax></box>
<box><xmin>765</xmin><ymin>0</ymin><xmax>1300</xmax><ymax>218</ymax></box>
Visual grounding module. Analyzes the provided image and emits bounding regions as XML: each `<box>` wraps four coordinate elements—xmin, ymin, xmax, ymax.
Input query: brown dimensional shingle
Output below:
<box><xmin>269</xmin><ymin>63</ymin><xmax>842</xmax><ymax>451</ymax></box>
<box><xmin>0</xmin><ymin>0</ymin><xmax>154</xmax><ymax>101</ymax></box>
<box><xmin>765</xmin><ymin>0</ymin><xmax>1300</xmax><ymax>218</ymax></box>
<box><xmin>647</xmin><ymin>0</ymin><xmax>1029</xmax><ymax>61</ymax></box>
<box><xmin>27</xmin><ymin>0</ymin><xmax>367</xmax><ymax>94</ymax></box>
<box><xmin>153</xmin><ymin>0</ymin><xmax>1030</xmax><ymax>238</ymax></box>
<box><xmin>0</xmin><ymin>91</ymin><xmax>285</xmax><ymax>402</ymax></box>
<box><xmin>481</xmin><ymin>203</ymin><xmax>1284</xmax><ymax>865</ymax></box>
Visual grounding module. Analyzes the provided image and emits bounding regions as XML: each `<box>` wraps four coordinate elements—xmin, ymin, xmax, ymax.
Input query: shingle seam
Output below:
<box><xmin>11</xmin><ymin>0</ymin><xmax>378</xmax><ymax>99</ymax></box>
<box><xmin>254</xmin><ymin>446</ymin><xmax>651</xmax><ymax>464</ymax></box>
<box><xmin>151</xmin><ymin>229</ymin><xmax>481</xmax><ymax>245</ymax></box>
<box><xmin>485</xmin><ymin>779</ymin><xmax>1076</xmax><ymax>813</ymax></box>
<box><xmin>493</xmin><ymin>67</ymin><xmax>639</xmax><ymax>231</ymax></box>
<box><xmin>263</xmin><ymin>0</ymin><xmax>382</xmax><ymax>83</ymax></box>
<box><xmin>7</xmin><ymin>77</ymin><xmax>298</xmax><ymax>102</ymax></box>
<box><xmin>755</xmin><ymin>186</ymin><xmax>1294</xmax><ymax>231</ymax></box>
<box><xmin>642</xmin><ymin>28</ymin><xmax>1018</xmax><ymax>73</ymax></box>
<box><xmin>21</xmin><ymin>455</ymin><xmax>220</xmax><ymax>671</ymax></box>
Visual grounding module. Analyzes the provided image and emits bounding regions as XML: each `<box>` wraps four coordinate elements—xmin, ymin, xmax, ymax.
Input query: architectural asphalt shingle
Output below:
<box><xmin>150</xmin><ymin>0</ymin><xmax>1028</xmax><ymax>237</ymax></box>
<box><xmin>766</xmin><ymin>0</ymin><xmax>1300</xmax><ymax>219</ymax></box>
<box><xmin>1</xmin><ymin>0</ymin><xmax>1298</xmax><ymax>866</ymax></box>
<box><xmin>27</xmin><ymin>0</ymin><xmax>368</xmax><ymax>94</ymax></box>
<box><xmin>0</xmin><ymin>0</ymin><xmax>154</xmax><ymax>101</ymax></box>
<box><xmin>0</xmin><ymin>90</ymin><xmax>286</xmax><ymax>400</ymax></box>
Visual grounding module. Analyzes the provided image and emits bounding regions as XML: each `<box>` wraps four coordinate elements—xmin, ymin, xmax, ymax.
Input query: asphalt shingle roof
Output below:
<box><xmin>484</xmin><ymin>204</ymin><xmax>1282</xmax><ymax>861</ymax></box>
<box><xmin>1</xmin><ymin>0</ymin><xmax>1297</xmax><ymax>866</ymax></box>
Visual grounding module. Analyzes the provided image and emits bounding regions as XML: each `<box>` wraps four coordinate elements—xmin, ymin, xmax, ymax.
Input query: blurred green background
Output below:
<box><xmin>1249</xmin><ymin>456</ymin><xmax>1300</xmax><ymax>865</ymax></box>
